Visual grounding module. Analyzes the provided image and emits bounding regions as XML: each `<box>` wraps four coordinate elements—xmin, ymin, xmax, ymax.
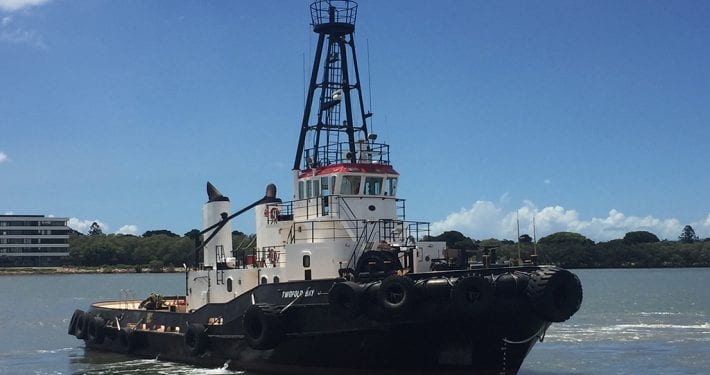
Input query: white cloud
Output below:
<box><xmin>431</xmin><ymin>201</ymin><xmax>503</xmax><ymax>239</ymax></box>
<box><xmin>544</xmin><ymin>178</ymin><xmax>552</xmax><ymax>185</ymax></box>
<box><xmin>0</xmin><ymin>8</ymin><xmax>48</xmax><ymax>49</ymax></box>
<box><xmin>68</xmin><ymin>218</ymin><xmax>109</xmax><ymax>234</ymax></box>
<box><xmin>0</xmin><ymin>151</ymin><xmax>7</xmax><ymax>163</ymax></box>
<box><xmin>431</xmin><ymin>200</ymin><xmax>701</xmax><ymax>242</ymax></box>
<box><xmin>117</xmin><ymin>224</ymin><xmax>139</xmax><ymax>235</ymax></box>
<box><xmin>0</xmin><ymin>23</ymin><xmax>46</xmax><ymax>49</ymax></box>
<box><xmin>0</xmin><ymin>0</ymin><xmax>51</xmax><ymax>12</ymax></box>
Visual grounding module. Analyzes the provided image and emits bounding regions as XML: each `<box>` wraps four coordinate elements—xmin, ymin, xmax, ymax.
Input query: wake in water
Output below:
<box><xmin>546</xmin><ymin>321</ymin><xmax>710</xmax><ymax>343</ymax></box>
<box><xmin>71</xmin><ymin>355</ymin><xmax>244</xmax><ymax>375</ymax></box>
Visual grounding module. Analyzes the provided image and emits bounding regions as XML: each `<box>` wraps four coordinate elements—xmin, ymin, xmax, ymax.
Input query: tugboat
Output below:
<box><xmin>68</xmin><ymin>1</ymin><xmax>583</xmax><ymax>374</ymax></box>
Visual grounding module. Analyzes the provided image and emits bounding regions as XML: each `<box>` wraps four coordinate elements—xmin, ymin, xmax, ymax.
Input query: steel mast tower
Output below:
<box><xmin>293</xmin><ymin>0</ymin><xmax>373</xmax><ymax>171</ymax></box>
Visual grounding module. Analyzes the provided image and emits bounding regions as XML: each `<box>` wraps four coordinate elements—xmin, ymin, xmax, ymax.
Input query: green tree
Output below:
<box><xmin>623</xmin><ymin>231</ymin><xmax>660</xmax><ymax>244</ymax></box>
<box><xmin>518</xmin><ymin>234</ymin><xmax>533</xmax><ymax>243</ymax></box>
<box><xmin>539</xmin><ymin>232</ymin><xmax>594</xmax><ymax>246</ymax></box>
<box><xmin>679</xmin><ymin>225</ymin><xmax>699</xmax><ymax>244</ymax></box>
<box><xmin>426</xmin><ymin>231</ymin><xmax>476</xmax><ymax>249</ymax></box>
<box><xmin>88</xmin><ymin>222</ymin><xmax>103</xmax><ymax>236</ymax></box>
<box><xmin>143</xmin><ymin>230</ymin><xmax>179</xmax><ymax>238</ymax></box>
<box><xmin>184</xmin><ymin>229</ymin><xmax>201</xmax><ymax>241</ymax></box>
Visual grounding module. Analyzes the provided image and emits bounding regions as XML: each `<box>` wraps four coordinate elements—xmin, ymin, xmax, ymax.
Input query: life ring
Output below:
<box><xmin>184</xmin><ymin>323</ymin><xmax>208</xmax><ymax>356</ymax></box>
<box><xmin>74</xmin><ymin>311</ymin><xmax>89</xmax><ymax>340</ymax></box>
<box><xmin>328</xmin><ymin>281</ymin><xmax>364</xmax><ymax>318</ymax></box>
<box><xmin>451</xmin><ymin>275</ymin><xmax>492</xmax><ymax>318</ymax></box>
<box><xmin>242</xmin><ymin>303</ymin><xmax>284</xmax><ymax>350</ymax></box>
<box><xmin>526</xmin><ymin>267</ymin><xmax>583</xmax><ymax>322</ymax></box>
<box><xmin>267</xmin><ymin>248</ymin><xmax>280</xmax><ymax>265</ymax></box>
<box><xmin>68</xmin><ymin>309</ymin><xmax>83</xmax><ymax>336</ymax></box>
<box><xmin>269</xmin><ymin>207</ymin><xmax>281</xmax><ymax>222</ymax></box>
<box><xmin>87</xmin><ymin>316</ymin><xmax>106</xmax><ymax>344</ymax></box>
<box><xmin>377</xmin><ymin>275</ymin><xmax>415</xmax><ymax>316</ymax></box>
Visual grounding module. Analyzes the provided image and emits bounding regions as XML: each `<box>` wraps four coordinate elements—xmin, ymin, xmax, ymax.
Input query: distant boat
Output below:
<box><xmin>67</xmin><ymin>1</ymin><xmax>583</xmax><ymax>374</ymax></box>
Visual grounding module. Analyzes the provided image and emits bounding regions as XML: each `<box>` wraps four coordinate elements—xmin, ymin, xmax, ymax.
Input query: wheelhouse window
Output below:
<box><xmin>385</xmin><ymin>177</ymin><xmax>398</xmax><ymax>196</ymax></box>
<box><xmin>298</xmin><ymin>181</ymin><xmax>304</xmax><ymax>199</ymax></box>
<box><xmin>364</xmin><ymin>177</ymin><xmax>383</xmax><ymax>195</ymax></box>
<box><xmin>341</xmin><ymin>175</ymin><xmax>362</xmax><ymax>195</ymax></box>
<box><xmin>313</xmin><ymin>180</ymin><xmax>320</xmax><ymax>197</ymax></box>
<box><xmin>306</xmin><ymin>180</ymin><xmax>313</xmax><ymax>198</ymax></box>
<box><xmin>320</xmin><ymin>177</ymin><xmax>330</xmax><ymax>196</ymax></box>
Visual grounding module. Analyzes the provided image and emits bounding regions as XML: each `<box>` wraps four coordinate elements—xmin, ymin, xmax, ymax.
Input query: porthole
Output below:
<box><xmin>227</xmin><ymin>277</ymin><xmax>233</xmax><ymax>292</ymax></box>
<box><xmin>261</xmin><ymin>276</ymin><xmax>268</xmax><ymax>285</ymax></box>
<box><xmin>303</xmin><ymin>255</ymin><xmax>311</xmax><ymax>268</ymax></box>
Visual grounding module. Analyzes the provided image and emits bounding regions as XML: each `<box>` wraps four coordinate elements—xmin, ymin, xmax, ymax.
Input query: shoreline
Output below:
<box><xmin>0</xmin><ymin>266</ymin><xmax>183</xmax><ymax>275</ymax></box>
<box><xmin>1</xmin><ymin>265</ymin><xmax>708</xmax><ymax>275</ymax></box>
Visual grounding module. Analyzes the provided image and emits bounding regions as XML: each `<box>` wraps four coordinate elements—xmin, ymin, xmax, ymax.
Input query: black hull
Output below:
<box><xmin>84</xmin><ymin>309</ymin><xmax>543</xmax><ymax>375</ymax></box>
<box><xmin>69</xmin><ymin>266</ymin><xmax>580</xmax><ymax>375</ymax></box>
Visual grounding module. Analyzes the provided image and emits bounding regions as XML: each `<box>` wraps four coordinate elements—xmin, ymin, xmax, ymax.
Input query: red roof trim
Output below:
<box><xmin>299</xmin><ymin>163</ymin><xmax>399</xmax><ymax>178</ymax></box>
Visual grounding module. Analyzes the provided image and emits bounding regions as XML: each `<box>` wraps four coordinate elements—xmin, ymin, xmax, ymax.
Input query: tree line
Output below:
<box><xmin>67</xmin><ymin>224</ymin><xmax>254</xmax><ymax>271</ymax></box>
<box><xmin>426</xmin><ymin>225</ymin><xmax>710</xmax><ymax>268</ymax></box>
<box><xmin>66</xmin><ymin>222</ymin><xmax>709</xmax><ymax>270</ymax></box>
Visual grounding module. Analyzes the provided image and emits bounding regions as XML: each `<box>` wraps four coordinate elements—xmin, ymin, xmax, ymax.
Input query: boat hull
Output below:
<box><xmin>83</xmin><ymin>309</ymin><xmax>543</xmax><ymax>375</ymax></box>
<box><xmin>72</xmin><ymin>268</ymin><xmax>569</xmax><ymax>375</ymax></box>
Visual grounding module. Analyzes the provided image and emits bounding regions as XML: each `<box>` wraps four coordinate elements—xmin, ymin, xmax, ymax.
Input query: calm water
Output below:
<box><xmin>0</xmin><ymin>269</ymin><xmax>708</xmax><ymax>374</ymax></box>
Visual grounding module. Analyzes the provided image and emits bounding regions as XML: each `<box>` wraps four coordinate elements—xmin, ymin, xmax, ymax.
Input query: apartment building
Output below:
<box><xmin>0</xmin><ymin>215</ymin><xmax>71</xmax><ymax>266</ymax></box>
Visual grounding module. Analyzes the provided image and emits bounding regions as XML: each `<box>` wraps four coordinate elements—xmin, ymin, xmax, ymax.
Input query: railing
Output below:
<box><xmin>310</xmin><ymin>0</ymin><xmax>358</xmax><ymax>26</ymax></box>
<box><xmin>396</xmin><ymin>198</ymin><xmax>406</xmax><ymax>220</ymax></box>
<box><xmin>302</xmin><ymin>141</ymin><xmax>390</xmax><ymax>169</ymax></box>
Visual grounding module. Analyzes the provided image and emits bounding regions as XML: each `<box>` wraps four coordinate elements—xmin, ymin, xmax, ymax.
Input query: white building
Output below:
<box><xmin>0</xmin><ymin>215</ymin><xmax>70</xmax><ymax>266</ymax></box>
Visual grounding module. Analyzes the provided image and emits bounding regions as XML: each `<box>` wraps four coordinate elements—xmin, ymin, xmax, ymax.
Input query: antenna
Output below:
<box><xmin>367</xmin><ymin>38</ymin><xmax>373</xmax><ymax>131</ymax></box>
<box><xmin>516</xmin><ymin>210</ymin><xmax>521</xmax><ymax>262</ymax></box>
<box><xmin>302</xmin><ymin>52</ymin><xmax>306</xmax><ymax>107</ymax></box>
<box><xmin>533</xmin><ymin>215</ymin><xmax>538</xmax><ymax>256</ymax></box>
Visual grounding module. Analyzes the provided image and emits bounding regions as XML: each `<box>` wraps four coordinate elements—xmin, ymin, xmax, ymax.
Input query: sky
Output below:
<box><xmin>2</xmin><ymin>0</ymin><xmax>709</xmax><ymax>242</ymax></box>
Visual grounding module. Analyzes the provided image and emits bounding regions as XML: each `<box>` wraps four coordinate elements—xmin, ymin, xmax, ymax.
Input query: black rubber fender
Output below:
<box><xmin>493</xmin><ymin>272</ymin><xmax>529</xmax><ymax>313</ymax></box>
<box><xmin>377</xmin><ymin>275</ymin><xmax>415</xmax><ymax>316</ymax></box>
<box><xmin>67</xmin><ymin>309</ymin><xmax>83</xmax><ymax>336</ymax></box>
<box><xmin>328</xmin><ymin>281</ymin><xmax>364</xmax><ymax>318</ymax></box>
<box><xmin>451</xmin><ymin>275</ymin><xmax>493</xmax><ymax>317</ymax></box>
<box><xmin>74</xmin><ymin>311</ymin><xmax>89</xmax><ymax>340</ymax></box>
<box><xmin>526</xmin><ymin>267</ymin><xmax>583</xmax><ymax>322</ymax></box>
<box><xmin>184</xmin><ymin>323</ymin><xmax>208</xmax><ymax>356</ymax></box>
<box><xmin>86</xmin><ymin>316</ymin><xmax>106</xmax><ymax>344</ymax></box>
<box><xmin>243</xmin><ymin>303</ymin><xmax>284</xmax><ymax>350</ymax></box>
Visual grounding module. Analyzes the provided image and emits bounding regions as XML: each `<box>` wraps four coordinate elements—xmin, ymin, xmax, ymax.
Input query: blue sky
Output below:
<box><xmin>2</xmin><ymin>0</ymin><xmax>709</xmax><ymax>242</ymax></box>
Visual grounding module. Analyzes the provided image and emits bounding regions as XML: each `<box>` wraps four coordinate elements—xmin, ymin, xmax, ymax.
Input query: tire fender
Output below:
<box><xmin>377</xmin><ymin>275</ymin><xmax>415</xmax><ymax>316</ymax></box>
<box><xmin>451</xmin><ymin>275</ymin><xmax>493</xmax><ymax>317</ymax></box>
<box><xmin>526</xmin><ymin>267</ymin><xmax>583</xmax><ymax>322</ymax></box>
<box><xmin>87</xmin><ymin>316</ymin><xmax>106</xmax><ymax>344</ymax></box>
<box><xmin>184</xmin><ymin>323</ymin><xmax>208</xmax><ymax>356</ymax></box>
<box><xmin>243</xmin><ymin>303</ymin><xmax>284</xmax><ymax>350</ymax></box>
<box><xmin>68</xmin><ymin>309</ymin><xmax>83</xmax><ymax>336</ymax></box>
<box><xmin>74</xmin><ymin>311</ymin><xmax>89</xmax><ymax>340</ymax></box>
<box><xmin>328</xmin><ymin>281</ymin><xmax>364</xmax><ymax>318</ymax></box>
